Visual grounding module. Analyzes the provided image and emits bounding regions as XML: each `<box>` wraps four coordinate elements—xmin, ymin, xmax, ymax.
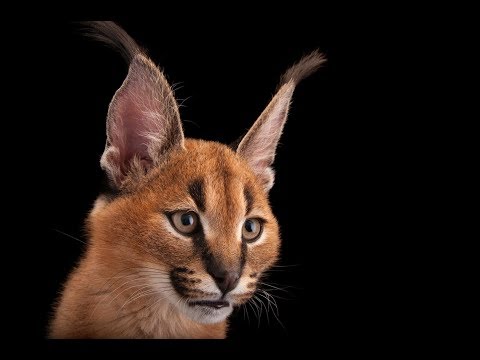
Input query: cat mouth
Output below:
<box><xmin>189</xmin><ymin>300</ymin><xmax>230</xmax><ymax>309</ymax></box>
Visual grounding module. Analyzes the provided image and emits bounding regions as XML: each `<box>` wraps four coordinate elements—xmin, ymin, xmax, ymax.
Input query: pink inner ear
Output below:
<box><xmin>242</xmin><ymin>107</ymin><xmax>288</xmax><ymax>170</ymax></box>
<box><xmin>110</xmin><ymin>94</ymin><xmax>153</xmax><ymax>174</ymax></box>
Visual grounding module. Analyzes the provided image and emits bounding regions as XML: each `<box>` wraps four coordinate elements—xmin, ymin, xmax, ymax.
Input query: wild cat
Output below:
<box><xmin>49</xmin><ymin>21</ymin><xmax>325</xmax><ymax>339</ymax></box>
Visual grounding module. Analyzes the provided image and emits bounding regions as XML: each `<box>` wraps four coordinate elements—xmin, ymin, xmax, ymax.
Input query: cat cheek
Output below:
<box><xmin>246</xmin><ymin>240</ymin><xmax>280</xmax><ymax>270</ymax></box>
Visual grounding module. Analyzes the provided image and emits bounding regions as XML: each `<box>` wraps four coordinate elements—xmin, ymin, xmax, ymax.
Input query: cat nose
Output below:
<box><xmin>211</xmin><ymin>269</ymin><xmax>240</xmax><ymax>294</ymax></box>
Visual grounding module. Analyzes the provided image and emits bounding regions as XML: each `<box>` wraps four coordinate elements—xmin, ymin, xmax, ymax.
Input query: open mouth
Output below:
<box><xmin>189</xmin><ymin>300</ymin><xmax>230</xmax><ymax>309</ymax></box>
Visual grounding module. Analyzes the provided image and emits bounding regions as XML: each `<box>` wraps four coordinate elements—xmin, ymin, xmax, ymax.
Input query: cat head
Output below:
<box><xmin>85</xmin><ymin>22</ymin><xmax>325</xmax><ymax>324</ymax></box>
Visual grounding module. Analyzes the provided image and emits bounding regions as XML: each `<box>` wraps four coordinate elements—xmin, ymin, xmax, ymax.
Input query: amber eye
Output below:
<box><xmin>242</xmin><ymin>218</ymin><xmax>263</xmax><ymax>242</ymax></box>
<box><xmin>170</xmin><ymin>211</ymin><xmax>199</xmax><ymax>235</ymax></box>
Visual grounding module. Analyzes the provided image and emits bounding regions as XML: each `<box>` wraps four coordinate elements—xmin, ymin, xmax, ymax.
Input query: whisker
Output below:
<box><xmin>246</xmin><ymin>299</ymin><xmax>258</xmax><ymax>324</ymax></box>
<box><xmin>270</xmin><ymin>264</ymin><xmax>301</xmax><ymax>268</ymax></box>
<box><xmin>121</xmin><ymin>288</ymin><xmax>159</xmax><ymax>309</ymax></box>
<box><xmin>249</xmin><ymin>296</ymin><xmax>262</xmax><ymax>327</ymax></box>
<box><xmin>53</xmin><ymin>228</ymin><xmax>87</xmax><ymax>245</ymax></box>
<box><xmin>258</xmin><ymin>290</ymin><xmax>285</xmax><ymax>330</ymax></box>
<box><xmin>108</xmin><ymin>282</ymin><xmax>153</xmax><ymax>307</ymax></box>
<box><xmin>256</xmin><ymin>291</ymin><xmax>272</xmax><ymax>325</ymax></box>
<box><xmin>258</xmin><ymin>282</ymin><xmax>296</xmax><ymax>293</ymax></box>
<box><xmin>248</xmin><ymin>301</ymin><xmax>257</xmax><ymax>323</ymax></box>
<box><xmin>244</xmin><ymin>301</ymin><xmax>251</xmax><ymax>324</ymax></box>
<box><xmin>260</xmin><ymin>290</ymin><xmax>279</xmax><ymax>316</ymax></box>
<box><xmin>253</xmin><ymin>294</ymin><xmax>266</xmax><ymax>322</ymax></box>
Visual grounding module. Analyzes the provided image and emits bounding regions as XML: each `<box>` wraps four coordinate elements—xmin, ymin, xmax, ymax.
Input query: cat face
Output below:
<box><xmin>90</xmin><ymin>140</ymin><xmax>280</xmax><ymax>323</ymax></box>
<box><xmin>80</xmin><ymin>22</ymin><xmax>324</xmax><ymax>325</ymax></box>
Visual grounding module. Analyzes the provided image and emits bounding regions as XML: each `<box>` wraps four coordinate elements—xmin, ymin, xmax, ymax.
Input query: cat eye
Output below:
<box><xmin>242</xmin><ymin>218</ymin><xmax>263</xmax><ymax>242</ymax></box>
<box><xmin>170</xmin><ymin>211</ymin><xmax>199</xmax><ymax>235</ymax></box>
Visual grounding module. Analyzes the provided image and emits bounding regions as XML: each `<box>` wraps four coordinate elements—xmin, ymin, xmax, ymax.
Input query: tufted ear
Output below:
<box><xmin>84</xmin><ymin>22</ymin><xmax>184</xmax><ymax>188</ymax></box>
<box><xmin>236</xmin><ymin>50</ymin><xmax>326</xmax><ymax>191</ymax></box>
<box><xmin>100</xmin><ymin>54</ymin><xmax>184</xmax><ymax>188</ymax></box>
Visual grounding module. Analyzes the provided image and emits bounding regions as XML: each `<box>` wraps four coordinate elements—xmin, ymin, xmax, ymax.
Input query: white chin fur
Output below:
<box><xmin>180</xmin><ymin>303</ymin><xmax>233</xmax><ymax>324</ymax></box>
<box><xmin>150</xmin><ymin>279</ymin><xmax>233</xmax><ymax>324</ymax></box>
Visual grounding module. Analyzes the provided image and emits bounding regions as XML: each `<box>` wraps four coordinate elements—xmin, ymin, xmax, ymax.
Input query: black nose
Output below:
<box><xmin>211</xmin><ymin>269</ymin><xmax>240</xmax><ymax>294</ymax></box>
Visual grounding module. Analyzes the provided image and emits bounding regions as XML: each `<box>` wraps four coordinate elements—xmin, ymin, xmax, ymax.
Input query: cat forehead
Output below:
<box><xmin>137</xmin><ymin>139</ymin><xmax>267</xmax><ymax>218</ymax></box>
<box><xmin>166</xmin><ymin>139</ymin><xmax>254</xmax><ymax>181</ymax></box>
<box><xmin>143</xmin><ymin>139</ymin><xmax>261</xmax><ymax>195</ymax></box>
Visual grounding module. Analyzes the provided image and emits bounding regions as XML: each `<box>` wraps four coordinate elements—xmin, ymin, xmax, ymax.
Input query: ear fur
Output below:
<box><xmin>83</xmin><ymin>22</ymin><xmax>184</xmax><ymax>188</ymax></box>
<box><xmin>237</xmin><ymin>50</ymin><xmax>326</xmax><ymax>191</ymax></box>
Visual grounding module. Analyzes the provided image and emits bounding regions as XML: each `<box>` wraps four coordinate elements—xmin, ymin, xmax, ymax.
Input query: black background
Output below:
<box><xmin>6</xmin><ymin>15</ymin><xmax>394</xmax><ymax>353</ymax></box>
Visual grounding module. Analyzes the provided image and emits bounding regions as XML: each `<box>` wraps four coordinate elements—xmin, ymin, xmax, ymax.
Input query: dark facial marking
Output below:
<box><xmin>188</xmin><ymin>179</ymin><xmax>205</xmax><ymax>212</ymax></box>
<box><xmin>191</xmin><ymin>224</ymin><xmax>245</xmax><ymax>295</ymax></box>
<box><xmin>170</xmin><ymin>270</ymin><xmax>214</xmax><ymax>297</ymax></box>
<box><xmin>250</xmin><ymin>273</ymin><xmax>258</xmax><ymax>278</ymax></box>
<box><xmin>240</xmin><ymin>241</ymin><xmax>247</xmax><ymax>269</ymax></box>
<box><xmin>174</xmin><ymin>267</ymin><xmax>195</xmax><ymax>275</ymax></box>
<box><xmin>244</xmin><ymin>186</ymin><xmax>254</xmax><ymax>214</ymax></box>
<box><xmin>221</xmin><ymin>167</ymin><xmax>236</xmax><ymax>214</ymax></box>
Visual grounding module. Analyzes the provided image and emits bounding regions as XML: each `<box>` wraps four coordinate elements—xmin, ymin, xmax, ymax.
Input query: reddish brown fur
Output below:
<box><xmin>50</xmin><ymin>141</ymin><xmax>279</xmax><ymax>338</ymax></box>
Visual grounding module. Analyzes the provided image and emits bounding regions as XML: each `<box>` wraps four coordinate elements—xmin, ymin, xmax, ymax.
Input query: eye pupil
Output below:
<box><xmin>245</xmin><ymin>220</ymin><xmax>255</xmax><ymax>233</ymax></box>
<box><xmin>181</xmin><ymin>214</ymin><xmax>193</xmax><ymax>226</ymax></box>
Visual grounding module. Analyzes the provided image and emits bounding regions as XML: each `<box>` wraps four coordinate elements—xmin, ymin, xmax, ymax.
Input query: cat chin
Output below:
<box><xmin>180</xmin><ymin>304</ymin><xmax>233</xmax><ymax>324</ymax></box>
